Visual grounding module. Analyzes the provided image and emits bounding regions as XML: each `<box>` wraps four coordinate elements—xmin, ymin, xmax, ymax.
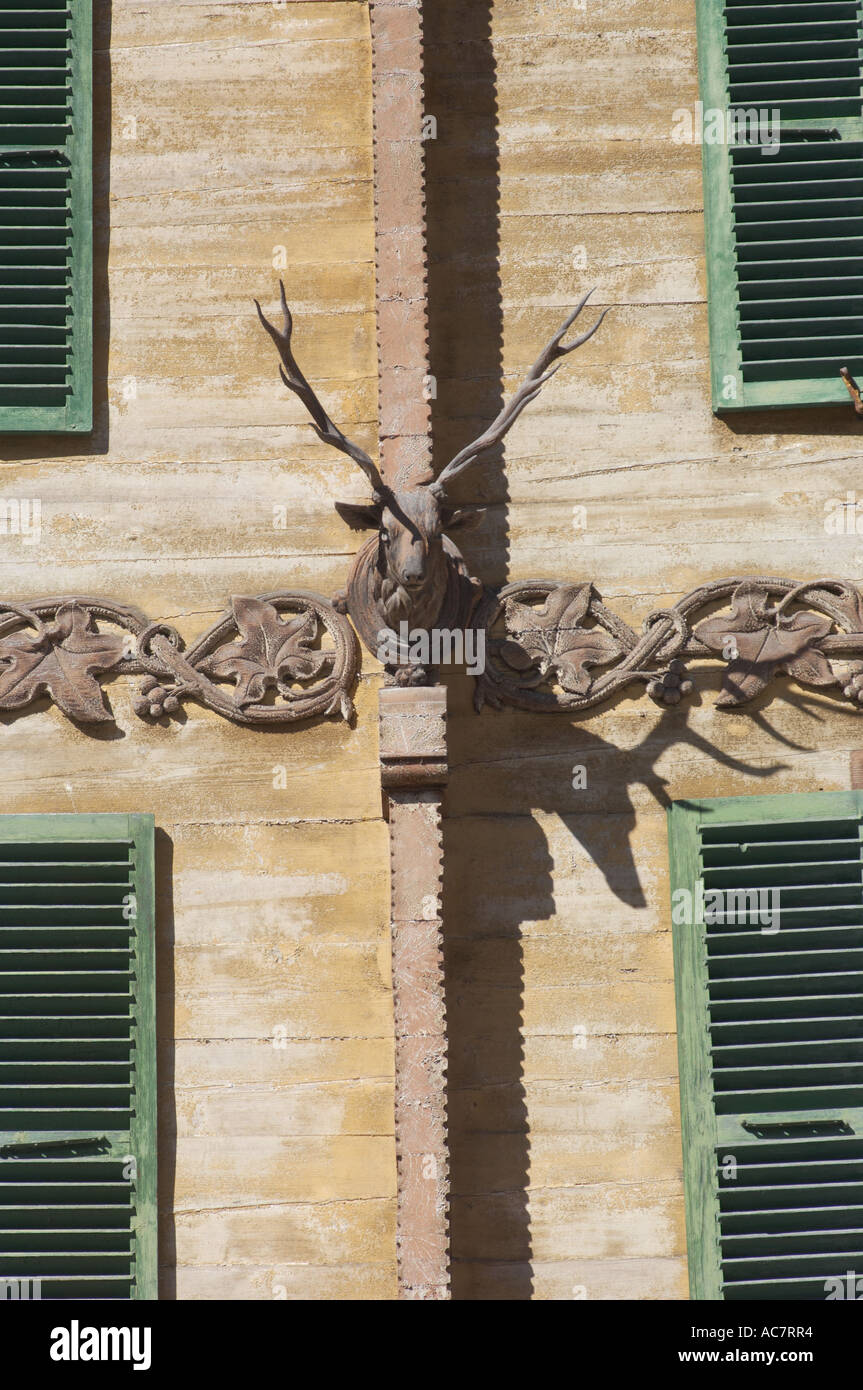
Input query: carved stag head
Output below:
<box><xmin>333</xmin><ymin>487</ymin><xmax>482</xmax><ymax>636</ymax></box>
<box><xmin>255</xmin><ymin>281</ymin><xmax>607</xmax><ymax>667</ymax></box>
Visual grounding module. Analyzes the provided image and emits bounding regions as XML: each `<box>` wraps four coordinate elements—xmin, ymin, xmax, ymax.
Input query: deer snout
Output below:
<box><xmin>398</xmin><ymin>539</ymin><xmax>427</xmax><ymax>588</ymax></box>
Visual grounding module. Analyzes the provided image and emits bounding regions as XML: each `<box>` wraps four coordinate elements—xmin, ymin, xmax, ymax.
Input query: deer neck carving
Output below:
<box><xmin>255</xmin><ymin>281</ymin><xmax>607</xmax><ymax>680</ymax></box>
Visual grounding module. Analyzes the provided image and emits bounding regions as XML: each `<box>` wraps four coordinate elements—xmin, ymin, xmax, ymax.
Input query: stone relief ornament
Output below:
<box><xmin>255</xmin><ymin>283</ymin><xmax>607</xmax><ymax>681</ymax></box>
<box><xmin>0</xmin><ymin>594</ymin><xmax>358</xmax><ymax>727</ymax></box>
<box><xmin>0</xmin><ymin>599</ymin><xmax>140</xmax><ymax>725</ymax></box>
<box><xmin>473</xmin><ymin>578</ymin><xmax>863</xmax><ymax>714</ymax></box>
<box><xmin>691</xmin><ymin>582</ymin><xmax>838</xmax><ymax>707</ymax></box>
<box><xmin>133</xmin><ymin>593</ymin><xmax>358</xmax><ymax>725</ymax></box>
<box><xmin>3</xmin><ymin>296</ymin><xmax>862</xmax><ymax>730</ymax></box>
<box><xmin>496</xmin><ymin>584</ymin><xmax>624</xmax><ymax>697</ymax></box>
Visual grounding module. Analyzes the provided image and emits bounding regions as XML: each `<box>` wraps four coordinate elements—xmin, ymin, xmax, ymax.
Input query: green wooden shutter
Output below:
<box><xmin>0</xmin><ymin>814</ymin><xmax>156</xmax><ymax>1300</ymax></box>
<box><xmin>669</xmin><ymin>791</ymin><xmax>863</xmax><ymax>1300</ymax></box>
<box><xmin>0</xmin><ymin>0</ymin><xmax>92</xmax><ymax>432</ymax></box>
<box><xmin>698</xmin><ymin>0</ymin><xmax>863</xmax><ymax>411</ymax></box>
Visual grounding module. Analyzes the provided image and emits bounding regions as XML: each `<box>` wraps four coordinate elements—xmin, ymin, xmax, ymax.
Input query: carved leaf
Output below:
<box><xmin>502</xmin><ymin>584</ymin><xmax>622</xmax><ymax>695</ymax></box>
<box><xmin>694</xmin><ymin>583</ymin><xmax>836</xmax><ymax>706</ymax></box>
<box><xmin>200</xmin><ymin>597</ymin><xmax>333</xmax><ymax>707</ymax></box>
<box><xmin>808</xmin><ymin>583</ymin><xmax>863</xmax><ymax>633</ymax></box>
<box><xmin>0</xmin><ymin>602</ymin><xmax>128</xmax><ymax>723</ymax></box>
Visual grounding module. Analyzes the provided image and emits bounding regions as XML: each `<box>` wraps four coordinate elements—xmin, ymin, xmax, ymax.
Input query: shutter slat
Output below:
<box><xmin>724</xmin><ymin>1277</ymin><xmax>849</xmax><ymax>1299</ymax></box>
<box><xmin>0</xmin><ymin>1208</ymin><xmax>131</xmax><ymax>1229</ymax></box>
<box><xmin>724</xmin><ymin>1228</ymin><xmax>863</xmax><ymax>1254</ymax></box>
<box><xmin>0</xmin><ymin>1062</ymin><xmax>134</xmax><ymax>1078</ymax></box>
<box><xmin>710</xmin><ymin>950</ymin><xmax>863</xmax><ymax>975</ymax></box>
<box><xmin>710</xmin><ymin>929</ymin><xmax>863</xmax><ymax>951</ymax></box>
<box><xmin>0</xmin><ymin>1015</ymin><xmax>134</xmax><ymax>1036</ymax></box>
<box><xmin>720</xmin><ymin>1181</ymin><xmax>863</xmax><ymax>1211</ymax></box>
<box><xmin>715</xmin><ymin>1038</ymin><xmax>863</xmax><ymax>1061</ymax></box>
<box><xmin>704</xmin><ymin>836</ymin><xmax>861</xmax><ymax>862</ymax></box>
<box><xmin>710</xmin><ymin>971</ymin><xmax>863</xmax><ymax>996</ymax></box>
<box><xmin>1</xmin><ymin>1039</ymin><xmax>132</xmax><ymax>1058</ymax></box>
<box><xmin>715</xmin><ymin>1087</ymin><xmax>863</xmax><ymax>1111</ymax></box>
<box><xmin>711</xmin><ymin>991</ymin><xmax>863</xmax><ymax>1020</ymax></box>
<box><xmin>714</xmin><ymin>1012</ymin><xmax>863</xmax><ymax>1042</ymax></box>
<box><xmin>705</xmin><ymin>860</ymin><xmax>863</xmax><ymax>885</ymax></box>
<box><xmin>11</xmin><ymin>1278</ymin><xmax>134</xmax><ymax>1297</ymax></box>
<box><xmin>2</xmin><ymin>1230</ymin><xmax>132</xmax><ymax>1251</ymax></box>
<box><xmin>722</xmin><ymin>1204</ymin><xmax>863</xmax><ymax>1233</ymax></box>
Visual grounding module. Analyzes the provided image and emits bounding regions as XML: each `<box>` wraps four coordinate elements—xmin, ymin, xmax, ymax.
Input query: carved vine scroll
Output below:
<box><xmin>0</xmin><ymin>594</ymin><xmax>359</xmax><ymax>726</ymax></box>
<box><xmin>3</xmin><ymin>578</ymin><xmax>863</xmax><ymax>728</ymax></box>
<box><xmin>474</xmin><ymin>578</ymin><xmax>863</xmax><ymax>715</ymax></box>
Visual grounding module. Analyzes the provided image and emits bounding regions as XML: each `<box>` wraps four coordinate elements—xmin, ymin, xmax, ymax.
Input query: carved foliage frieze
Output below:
<box><xmin>474</xmin><ymin>578</ymin><xmax>863</xmax><ymax>714</ymax></box>
<box><xmin>0</xmin><ymin>594</ymin><xmax>359</xmax><ymax>727</ymax></box>
<box><xmin>4</xmin><ymin>579</ymin><xmax>863</xmax><ymax>727</ymax></box>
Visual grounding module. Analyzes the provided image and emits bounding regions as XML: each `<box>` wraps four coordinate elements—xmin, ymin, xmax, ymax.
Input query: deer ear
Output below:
<box><xmin>439</xmin><ymin>505</ymin><xmax>485</xmax><ymax>532</ymax></box>
<box><xmin>335</xmin><ymin>500</ymin><xmax>383</xmax><ymax>531</ymax></box>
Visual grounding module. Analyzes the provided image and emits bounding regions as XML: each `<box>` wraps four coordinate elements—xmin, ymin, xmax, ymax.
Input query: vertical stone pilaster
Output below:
<box><xmin>379</xmin><ymin>686</ymin><xmax>450</xmax><ymax>1299</ymax></box>
<box><xmin>371</xmin><ymin>0</ymin><xmax>447</xmax><ymax>1301</ymax></box>
<box><xmin>369</xmin><ymin>0</ymin><xmax>432</xmax><ymax>489</ymax></box>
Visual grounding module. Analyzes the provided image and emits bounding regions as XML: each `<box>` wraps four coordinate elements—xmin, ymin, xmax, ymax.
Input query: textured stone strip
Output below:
<box><xmin>380</xmin><ymin>686</ymin><xmax>450</xmax><ymax>1299</ymax></box>
<box><xmin>369</xmin><ymin>0</ymin><xmax>433</xmax><ymax>488</ymax></box>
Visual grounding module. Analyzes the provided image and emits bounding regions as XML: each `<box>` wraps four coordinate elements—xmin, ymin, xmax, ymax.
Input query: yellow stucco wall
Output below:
<box><xmin>2</xmin><ymin>0</ymin><xmax>859</xmax><ymax>1300</ymax></box>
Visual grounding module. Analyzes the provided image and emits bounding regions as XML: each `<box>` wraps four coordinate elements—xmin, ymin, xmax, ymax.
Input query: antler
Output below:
<box><xmin>431</xmin><ymin>289</ymin><xmax>609</xmax><ymax>495</ymax></box>
<box><xmin>255</xmin><ymin>280</ymin><xmax>385</xmax><ymax>495</ymax></box>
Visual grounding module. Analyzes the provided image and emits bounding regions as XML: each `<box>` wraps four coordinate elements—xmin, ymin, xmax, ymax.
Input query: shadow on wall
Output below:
<box><xmin>441</xmin><ymin>665</ymin><xmax>800</xmax><ymax>1298</ymax></box>
<box><xmin>0</xmin><ymin>0</ymin><xmax>112</xmax><ymax>463</ymax></box>
<box><xmin>425</xmin><ymin>0</ymin><xmax>509</xmax><ymax>584</ymax></box>
<box><xmin>424</xmin><ymin>0</ymin><xmax>515</xmax><ymax>1298</ymax></box>
<box><xmin>154</xmin><ymin>827</ymin><xmax>177</xmax><ymax>1299</ymax></box>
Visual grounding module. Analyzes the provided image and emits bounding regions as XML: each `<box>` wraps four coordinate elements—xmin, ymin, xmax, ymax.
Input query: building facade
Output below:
<box><xmin>0</xmin><ymin>0</ymin><xmax>861</xmax><ymax>1301</ymax></box>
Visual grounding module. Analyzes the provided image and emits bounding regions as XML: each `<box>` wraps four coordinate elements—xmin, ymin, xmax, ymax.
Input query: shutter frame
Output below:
<box><xmin>669</xmin><ymin>798</ymin><xmax>725</xmax><ymax>1299</ymax></box>
<box><xmin>669</xmin><ymin>790</ymin><xmax>863</xmax><ymax>1300</ymax></box>
<box><xmin>0</xmin><ymin>0</ymin><xmax>92</xmax><ymax>434</ymax></box>
<box><xmin>130</xmin><ymin>812</ymin><xmax>156</xmax><ymax>1301</ymax></box>
<box><xmin>0</xmin><ymin>812</ymin><xmax>156</xmax><ymax>1300</ymax></box>
<box><xmin>698</xmin><ymin>0</ymin><xmax>745</xmax><ymax>417</ymax></box>
<box><xmin>697</xmin><ymin>0</ymin><xmax>863</xmax><ymax>412</ymax></box>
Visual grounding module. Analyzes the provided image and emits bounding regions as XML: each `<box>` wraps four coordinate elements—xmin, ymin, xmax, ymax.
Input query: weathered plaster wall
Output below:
<box><xmin>428</xmin><ymin>0</ymin><xmax>863</xmax><ymax>1299</ymax></box>
<box><xmin>4</xmin><ymin>0</ymin><xmax>860</xmax><ymax>1303</ymax></box>
<box><xmin>1</xmin><ymin>1</ymin><xmax>395</xmax><ymax>1299</ymax></box>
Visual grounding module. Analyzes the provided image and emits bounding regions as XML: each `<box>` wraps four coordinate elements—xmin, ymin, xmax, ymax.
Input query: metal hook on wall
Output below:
<box><xmin>840</xmin><ymin>366</ymin><xmax>863</xmax><ymax>416</ymax></box>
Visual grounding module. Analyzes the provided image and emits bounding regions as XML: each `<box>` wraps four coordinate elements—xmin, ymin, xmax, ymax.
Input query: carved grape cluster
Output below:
<box><xmin>133</xmin><ymin>676</ymin><xmax>180</xmax><ymax>719</ymax></box>
<box><xmin>646</xmin><ymin>659</ymin><xmax>693</xmax><ymax>706</ymax></box>
<box><xmin>387</xmin><ymin>663</ymin><xmax>432</xmax><ymax>688</ymax></box>
<box><xmin>841</xmin><ymin>664</ymin><xmax>863</xmax><ymax>707</ymax></box>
